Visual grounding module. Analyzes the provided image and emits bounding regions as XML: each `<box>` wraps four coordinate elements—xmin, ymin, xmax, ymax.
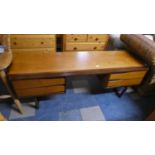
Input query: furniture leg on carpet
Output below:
<box><xmin>34</xmin><ymin>97</ymin><xmax>39</xmax><ymax>109</ymax></box>
<box><xmin>114</xmin><ymin>87</ymin><xmax>128</xmax><ymax>97</ymax></box>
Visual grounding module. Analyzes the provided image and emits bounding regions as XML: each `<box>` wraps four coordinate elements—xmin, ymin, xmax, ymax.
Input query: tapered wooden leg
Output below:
<box><xmin>0</xmin><ymin>71</ymin><xmax>24</xmax><ymax>114</ymax></box>
<box><xmin>14</xmin><ymin>99</ymin><xmax>24</xmax><ymax>114</ymax></box>
<box><xmin>0</xmin><ymin>113</ymin><xmax>6</xmax><ymax>121</ymax></box>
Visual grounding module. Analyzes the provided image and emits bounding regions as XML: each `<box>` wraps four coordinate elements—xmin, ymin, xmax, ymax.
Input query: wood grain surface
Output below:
<box><xmin>8</xmin><ymin>50</ymin><xmax>148</xmax><ymax>79</ymax></box>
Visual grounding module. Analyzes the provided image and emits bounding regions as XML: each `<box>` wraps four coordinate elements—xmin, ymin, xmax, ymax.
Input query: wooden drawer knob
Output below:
<box><xmin>41</xmin><ymin>42</ymin><xmax>44</xmax><ymax>44</ymax></box>
<box><xmin>94</xmin><ymin>47</ymin><xmax>97</xmax><ymax>50</ymax></box>
<box><xmin>13</xmin><ymin>42</ymin><xmax>17</xmax><ymax>45</ymax></box>
<box><xmin>95</xmin><ymin>38</ymin><xmax>99</xmax><ymax>41</ymax></box>
<box><xmin>73</xmin><ymin>47</ymin><xmax>77</xmax><ymax>50</ymax></box>
<box><xmin>74</xmin><ymin>38</ymin><xmax>78</xmax><ymax>41</ymax></box>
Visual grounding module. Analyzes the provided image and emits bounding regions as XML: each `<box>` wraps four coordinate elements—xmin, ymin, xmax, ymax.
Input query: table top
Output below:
<box><xmin>8</xmin><ymin>50</ymin><xmax>148</xmax><ymax>79</ymax></box>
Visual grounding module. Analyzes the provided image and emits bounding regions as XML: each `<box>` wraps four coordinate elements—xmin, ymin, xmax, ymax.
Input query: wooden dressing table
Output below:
<box><xmin>8</xmin><ymin>50</ymin><xmax>148</xmax><ymax>103</ymax></box>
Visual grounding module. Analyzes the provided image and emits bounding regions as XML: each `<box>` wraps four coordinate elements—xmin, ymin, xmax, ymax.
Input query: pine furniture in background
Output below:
<box><xmin>63</xmin><ymin>34</ymin><xmax>109</xmax><ymax>51</ymax></box>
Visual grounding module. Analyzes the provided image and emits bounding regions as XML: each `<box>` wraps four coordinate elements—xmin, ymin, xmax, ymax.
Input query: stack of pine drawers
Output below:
<box><xmin>9</xmin><ymin>34</ymin><xmax>56</xmax><ymax>53</ymax></box>
<box><xmin>63</xmin><ymin>34</ymin><xmax>109</xmax><ymax>51</ymax></box>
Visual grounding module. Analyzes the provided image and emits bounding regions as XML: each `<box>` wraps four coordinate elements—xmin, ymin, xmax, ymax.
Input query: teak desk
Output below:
<box><xmin>8</xmin><ymin>50</ymin><xmax>148</xmax><ymax>109</ymax></box>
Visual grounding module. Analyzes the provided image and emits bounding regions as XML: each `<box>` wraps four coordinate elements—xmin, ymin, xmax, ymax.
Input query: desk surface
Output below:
<box><xmin>8</xmin><ymin>50</ymin><xmax>147</xmax><ymax>79</ymax></box>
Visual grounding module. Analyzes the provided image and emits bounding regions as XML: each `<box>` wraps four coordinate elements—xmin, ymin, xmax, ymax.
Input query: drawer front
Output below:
<box><xmin>105</xmin><ymin>78</ymin><xmax>143</xmax><ymax>88</ymax></box>
<box><xmin>10</xmin><ymin>34</ymin><xmax>55</xmax><ymax>39</ymax></box>
<box><xmin>13</xmin><ymin>78</ymin><xmax>65</xmax><ymax>89</ymax></box>
<box><xmin>65</xmin><ymin>34</ymin><xmax>87</xmax><ymax>42</ymax></box>
<box><xmin>109</xmin><ymin>71</ymin><xmax>147</xmax><ymax>80</ymax></box>
<box><xmin>10</xmin><ymin>35</ymin><xmax>56</xmax><ymax>49</ymax></box>
<box><xmin>12</xmin><ymin>48</ymin><xmax>55</xmax><ymax>53</ymax></box>
<box><xmin>65</xmin><ymin>43</ymin><xmax>106</xmax><ymax>51</ymax></box>
<box><xmin>88</xmin><ymin>34</ymin><xmax>109</xmax><ymax>42</ymax></box>
<box><xmin>16</xmin><ymin>85</ymin><xmax>65</xmax><ymax>97</ymax></box>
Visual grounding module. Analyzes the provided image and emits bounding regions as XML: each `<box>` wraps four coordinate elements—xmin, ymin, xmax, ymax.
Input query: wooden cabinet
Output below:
<box><xmin>63</xmin><ymin>34</ymin><xmax>109</xmax><ymax>51</ymax></box>
<box><xmin>99</xmin><ymin>71</ymin><xmax>147</xmax><ymax>88</ymax></box>
<box><xmin>10</xmin><ymin>34</ymin><xmax>56</xmax><ymax>53</ymax></box>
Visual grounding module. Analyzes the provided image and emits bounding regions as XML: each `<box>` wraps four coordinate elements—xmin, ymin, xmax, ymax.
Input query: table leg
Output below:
<box><xmin>114</xmin><ymin>87</ymin><xmax>128</xmax><ymax>97</ymax></box>
<box><xmin>0</xmin><ymin>71</ymin><xmax>24</xmax><ymax>114</ymax></box>
<box><xmin>34</xmin><ymin>97</ymin><xmax>39</xmax><ymax>109</ymax></box>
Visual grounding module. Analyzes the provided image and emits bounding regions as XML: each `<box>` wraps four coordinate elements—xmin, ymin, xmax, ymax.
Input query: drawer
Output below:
<box><xmin>109</xmin><ymin>71</ymin><xmax>147</xmax><ymax>80</ymax></box>
<box><xmin>88</xmin><ymin>34</ymin><xmax>109</xmax><ymax>42</ymax></box>
<box><xmin>10</xmin><ymin>35</ymin><xmax>56</xmax><ymax>49</ymax></box>
<box><xmin>104</xmin><ymin>78</ymin><xmax>143</xmax><ymax>88</ymax></box>
<box><xmin>10</xmin><ymin>34</ymin><xmax>55</xmax><ymax>39</ymax></box>
<box><xmin>65</xmin><ymin>34</ymin><xmax>87</xmax><ymax>42</ymax></box>
<box><xmin>15</xmin><ymin>85</ymin><xmax>65</xmax><ymax>97</ymax></box>
<box><xmin>12</xmin><ymin>48</ymin><xmax>56</xmax><ymax>53</ymax></box>
<box><xmin>65</xmin><ymin>43</ymin><xmax>106</xmax><ymax>51</ymax></box>
<box><xmin>12</xmin><ymin>78</ymin><xmax>65</xmax><ymax>89</ymax></box>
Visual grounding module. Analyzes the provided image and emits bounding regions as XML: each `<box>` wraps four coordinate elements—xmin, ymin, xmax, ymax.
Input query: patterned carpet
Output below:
<box><xmin>0</xmin><ymin>76</ymin><xmax>155</xmax><ymax>121</ymax></box>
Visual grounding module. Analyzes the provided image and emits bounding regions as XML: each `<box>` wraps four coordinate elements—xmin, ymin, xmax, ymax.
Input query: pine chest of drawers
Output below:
<box><xmin>63</xmin><ymin>34</ymin><xmax>109</xmax><ymax>51</ymax></box>
<box><xmin>9</xmin><ymin>34</ymin><xmax>56</xmax><ymax>53</ymax></box>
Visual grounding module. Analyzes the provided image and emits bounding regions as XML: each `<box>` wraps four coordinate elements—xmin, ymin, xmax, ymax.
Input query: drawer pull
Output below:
<box><xmin>95</xmin><ymin>38</ymin><xmax>99</xmax><ymax>41</ymax></box>
<box><xmin>74</xmin><ymin>38</ymin><xmax>78</xmax><ymax>41</ymax></box>
<box><xmin>94</xmin><ymin>47</ymin><xmax>97</xmax><ymax>50</ymax></box>
<box><xmin>41</xmin><ymin>42</ymin><xmax>44</xmax><ymax>44</ymax></box>
<box><xmin>73</xmin><ymin>47</ymin><xmax>77</xmax><ymax>50</ymax></box>
<box><xmin>13</xmin><ymin>42</ymin><xmax>17</xmax><ymax>45</ymax></box>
